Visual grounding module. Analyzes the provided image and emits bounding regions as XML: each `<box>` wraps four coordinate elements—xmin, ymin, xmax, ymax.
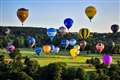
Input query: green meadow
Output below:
<box><xmin>1</xmin><ymin>48</ymin><xmax>120</xmax><ymax>72</ymax></box>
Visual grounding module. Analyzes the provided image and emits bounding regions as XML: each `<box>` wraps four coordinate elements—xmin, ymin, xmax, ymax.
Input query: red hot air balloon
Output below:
<box><xmin>96</xmin><ymin>43</ymin><xmax>105</xmax><ymax>53</ymax></box>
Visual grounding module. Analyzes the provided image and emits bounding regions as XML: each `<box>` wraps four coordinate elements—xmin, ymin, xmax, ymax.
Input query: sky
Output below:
<box><xmin>0</xmin><ymin>0</ymin><xmax>120</xmax><ymax>33</ymax></box>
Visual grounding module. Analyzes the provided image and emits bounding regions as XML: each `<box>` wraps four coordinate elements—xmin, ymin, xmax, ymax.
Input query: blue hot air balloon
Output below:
<box><xmin>61</xmin><ymin>39</ymin><xmax>69</xmax><ymax>48</ymax></box>
<box><xmin>53</xmin><ymin>47</ymin><xmax>60</xmax><ymax>54</ymax></box>
<box><xmin>27</xmin><ymin>36</ymin><xmax>36</xmax><ymax>47</ymax></box>
<box><xmin>35</xmin><ymin>47</ymin><xmax>42</xmax><ymax>55</ymax></box>
<box><xmin>69</xmin><ymin>39</ymin><xmax>77</xmax><ymax>46</ymax></box>
<box><xmin>51</xmin><ymin>45</ymin><xmax>60</xmax><ymax>54</ymax></box>
<box><xmin>47</xmin><ymin>28</ymin><xmax>57</xmax><ymax>41</ymax></box>
<box><xmin>51</xmin><ymin>44</ymin><xmax>56</xmax><ymax>53</ymax></box>
<box><xmin>64</xmin><ymin>18</ymin><xmax>73</xmax><ymax>30</ymax></box>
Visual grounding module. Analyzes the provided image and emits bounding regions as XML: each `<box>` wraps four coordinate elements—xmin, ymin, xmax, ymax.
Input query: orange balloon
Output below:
<box><xmin>17</xmin><ymin>8</ymin><xmax>29</xmax><ymax>25</ymax></box>
<box><xmin>43</xmin><ymin>45</ymin><xmax>51</xmax><ymax>54</ymax></box>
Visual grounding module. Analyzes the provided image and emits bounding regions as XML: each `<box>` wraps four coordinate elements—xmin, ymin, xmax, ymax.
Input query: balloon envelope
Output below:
<box><xmin>74</xmin><ymin>45</ymin><xmax>80</xmax><ymax>50</ymax></box>
<box><xmin>69</xmin><ymin>39</ymin><xmax>77</xmax><ymax>46</ymax></box>
<box><xmin>80</xmin><ymin>40</ymin><xmax>87</xmax><ymax>49</ymax></box>
<box><xmin>52</xmin><ymin>46</ymin><xmax>60</xmax><ymax>54</ymax></box>
<box><xmin>5</xmin><ymin>28</ymin><xmax>10</xmax><ymax>35</ymax></box>
<box><xmin>51</xmin><ymin>45</ymin><xmax>56</xmax><ymax>53</ymax></box>
<box><xmin>60</xmin><ymin>39</ymin><xmax>69</xmax><ymax>48</ymax></box>
<box><xmin>64</xmin><ymin>18</ymin><xmax>73</xmax><ymax>30</ymax></box>
<box><xmin>35</xmin><ymin>47</ymin><xmax>42</xmax><ymax>55</ymax></box>
<box><xmin>96</xmin><ymin>43</ymin><xmax>105</xmax><ymax>53</ymax></box>
<box><xmin>79</xmin><ymin>28</ymin><xmax>90</xmax><ymax>40</ymax></box>
<box><xmin>70</xmin><ymin>48</ymin><xmax>78</xmax><ymax>58</ymax></box>
<box><xmin>85</xmin><ymin>6</ymin><xmax>96</xmax><ymax>21</ymax></box>
<box><xmin>43</xmin><ymin>45</ymin><xmax>51</xmax><ymax>54</ymax></box>
<box><xmin>17</xmin><ymin>8</ymin><xmax>29</xmax><ymax>25</ymax></box>
<box><xmin>6</xmin><ymin>45</ymin><xmax>15</xmax><ymax>53</ymax></box>
<box><xmin>111</xmin><ymin>24</ymin><xmax>119</xmax><ymax>33</ymax></box>
<box><xmin>47</xmin><ymin>28</ymin><xmax>57</xmax><ymax>41</ymax></box>
<box><xmin>59</xmin><ymin>26</ymin><xmax>67</xmax><ymax>36</ymax></box>
<box><xmin>102</xmin><ymin>54</ymin><xmax>112</xmax><ymax>65</ymax></box>
<box><xmin>107</xmin><ymin>40</ymin><xmax>115</xmax><ymax>50</ymax></box>
<box><xmin>27</xmin><ymin>36</ymin><xmax>36</xmax><ymax>47</ymax></box>
<box><xmin>55</xmin><ymin>47</ymin><xmax>60</xmax><ymax>53</ymax></box>
<box><xmin>77</xmin><ymin>50</ymin><xmax>80</xmax><ymax>55</ymax></box>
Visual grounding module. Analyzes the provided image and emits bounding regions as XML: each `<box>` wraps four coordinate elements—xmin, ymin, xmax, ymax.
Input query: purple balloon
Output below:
<box><xmin>59</xmin><ymin>26</ymin><xmax>67</xmax><ymax>36</ymax></box>
<box><xmin>111</xmin><ymin>24</ymin><xmax>119</xmax><ymax>33</ymax></box>
<box><xmin>102</xmin><ymin>54</ymin><xmax>112</xmax><ymax>65</ymax></box>
<box><xmin>6</xmin><ymin>45</ymin><xmax>15</xmax><ymax>53</ymax></box>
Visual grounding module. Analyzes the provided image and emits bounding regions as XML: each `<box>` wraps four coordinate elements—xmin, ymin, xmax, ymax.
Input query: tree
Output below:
<box><xmin>9</xmin><ymin>48</ymin><xmax>22</xmax><ymax>60</ymax></box>
<box><xmin>24</xmin><ymin>59</ymin><xmax>40</xmax><ymax>80</ymax></box>
<box><xmin>76</xmin><ymin>68</ymin><xmax>86</xmax><ymax>80</ymax></box>
<box><xmin>63</xmin><ymin>67</ymin><xmax>77</xmax><ymax>80</ymax></box>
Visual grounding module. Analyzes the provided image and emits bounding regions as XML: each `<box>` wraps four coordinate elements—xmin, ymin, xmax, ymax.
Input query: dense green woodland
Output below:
<box><xmin>0</xmin><ymin>50</ymin><xmax>120</xmax><ymax>80</ymax></box>
<box><xmin>0</xmin><ymin>26</ymin><xmax>120</xmax><ymax>53</ymax></box>
<box><xmin>0</xmin><ymin>26</ymin><xmax>120</xmax><ymax>80</ymax></box>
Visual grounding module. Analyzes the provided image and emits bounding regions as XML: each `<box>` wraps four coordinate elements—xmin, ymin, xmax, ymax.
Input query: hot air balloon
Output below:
<box><xmin>70</xmin><ymin>48</ymin><xmax>78</xmax><ymax>58</ymax></box>
<box><xmin>80</xmin><ymin>40</ymin><xmax>87</xmax><ymax>49</ymax></box>
<box><xmin>54</xmin><ymin>47</ymin><xmax>60</xmax><ymax>53</ymax></box>
<box><xmin>111</xmin><ymin>24</ymin><xmax>119</xmax><ymax>33</ymax></box>
<box><xmin>102</xmin><ymin>54</ymin><xmax>112</xmax><ymax>65</ymax></box>
<box><xmin>47</xmin><ymin>28</ymin><xmax>57</xmax><ymax>41</ymax></box>
<box><xmin>59</xmin><ymin>26</ymin><xmax>67</xmax><ymax>36</ymax></box>
<box><xmin>51</xmin><ymin>45</ymin><xmax>56</xmax><ymax>53</ymax></box>
<box><xmin>35</xmin><ymin>47</ymin><xmax>42</xmax><ymax>56</ymax></box>
<box><xmin>96</xmin><ymin>42</ymin><xmax>105</xmax><ymax>53</ymax></box>
<box><xmin>17</xmin><ymin>8</ymin><xmax>29</xmax><ymax>26</ymax></box>
<box><xmin>43</xmin><ymin>45</ymin><xmax>51</xmax><ymax>54</ymax></box>
<box><xmin>69</xmin><ymin>39</ymin><xmax>77</xmax><ymax>46</ymax></box>
<box><xmin>79</xmin><ymin>28</ymin><xmax>90</xmax><ymax>40</ymax></box>
<box><xmin>6</xmin><ymin>44</ymin><xmax>16</xmax><ymax>53</ymax></box>
<box><xmin>5</xmin><ymin>28</ymin><xmax>10</xmax><ymax>35</ymax></box>
<box><xmin>27</xmin><ymin>36</ymin><xmax>36</xmax><ymax>48</ymax></box>
<box><xmin>85</xmin><ymin>6</ymin><xmax>96</xmax><ymax>22</ymax></box>
<box><xmin>52</xmin><ymin>46</ymin><xmax>60</xmax><ymax>54</ymax></box>
<box><xmin>74</xmin><ymin>45</ymin><xmax>80</xmax><ymax>50</ymax></box>
<box><xmin>77</xmin><ymin>50</ymin><xmax>80</xmax><ymax>55</ymax></box>
<box><xmin>107</xmin><ymin>40</ymin><xmax>115</xmax><ymax>50</ymax></box>
<box><xmin>64</xmin><ymin>18</ymin><xmax>73</xmax><ymax>30</ymax></box>
<box><xmin>60</xmin><ymin>39</ymin><xmax>69</xmax><ymax>48</ymax></box>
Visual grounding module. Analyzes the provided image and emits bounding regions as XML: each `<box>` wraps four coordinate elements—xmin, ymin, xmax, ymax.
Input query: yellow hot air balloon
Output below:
<box><xmin>79</xmin><ymin>28</ymin><xmax>90</xmax><ymax>40</ymax></box>
<box><xmin>43</xmin><ymin>45</ymin><xmax>51</xmax><ymax>54</ymax></box>
<box><xmin>74</xmin><ymin>45</ymin><xmax>80</xmax><ymax>50</ymax></box>
<box><xmin>85</xmin><ymin>6</ymin><xmax>96</xmax><ymax>22</ymax></box>
<box><xmin>17</xmin><ymin>8</ymin><xmax>29</xmax><ymax>26</ymax></box>
<box><xmin>70</xmin><ymin>48</ymin><xmax>78</xmax><ymax>58</ymax></box>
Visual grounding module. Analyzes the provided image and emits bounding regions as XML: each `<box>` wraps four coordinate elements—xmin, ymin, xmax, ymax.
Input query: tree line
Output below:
<box><xmin>0</xmin><ymin>26</ymin><xmax>120</xmax><ymax>53</ymax></box>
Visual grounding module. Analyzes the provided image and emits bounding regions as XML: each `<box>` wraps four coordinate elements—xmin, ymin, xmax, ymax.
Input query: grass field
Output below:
<box><xmin>0</xmin><ymin>48</ymin><xmax>120</xmax><ymax>71</ymax></box>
